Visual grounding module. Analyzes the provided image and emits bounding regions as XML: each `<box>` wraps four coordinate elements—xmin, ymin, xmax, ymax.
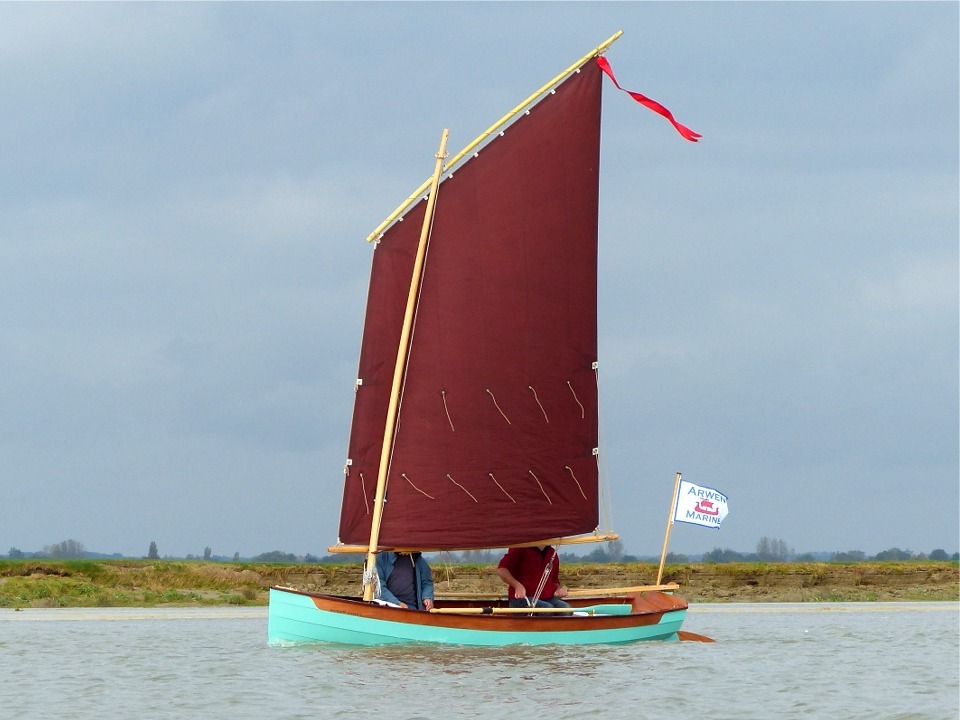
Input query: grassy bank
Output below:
<box><xmin>0</xmin><ymin>559</ymin><xmax>956</xmax><ymax>608</ymax></box>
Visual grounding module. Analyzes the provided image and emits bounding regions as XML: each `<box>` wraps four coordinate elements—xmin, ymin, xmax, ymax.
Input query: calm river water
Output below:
<box><xmin>1</xmin><ymin>603</ymin><xmax>956</xmax><ymax>719</ymax></box>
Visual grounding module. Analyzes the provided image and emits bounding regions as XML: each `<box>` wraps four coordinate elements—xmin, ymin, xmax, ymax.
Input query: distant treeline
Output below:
<box><xmin>8</xmin><ymin>537</ymin><xmax>959</xmax><ymax>564</ymax></box>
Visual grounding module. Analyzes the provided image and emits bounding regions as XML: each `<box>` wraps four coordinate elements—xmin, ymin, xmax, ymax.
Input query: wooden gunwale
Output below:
<box><xmin>272</xmin><ymin>586</ymin><xmax>686</xmax><ymax>633</ymax></box>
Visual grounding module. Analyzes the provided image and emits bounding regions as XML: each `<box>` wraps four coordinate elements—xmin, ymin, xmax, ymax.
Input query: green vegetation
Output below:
<box><xmin>0</xmin><ymin>559</ymin><xmax>955</xmax><ymax>609</ymax></box>
<box><xmin>0</xmin><ymin>559</ymin><xmax>270</xmax><ymax>608</ymax></box>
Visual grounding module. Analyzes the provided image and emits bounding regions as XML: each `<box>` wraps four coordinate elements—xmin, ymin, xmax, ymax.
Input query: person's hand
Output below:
<box><xmin>423</xmin><ymin>598</ymin><xmax>435</xmax><ymax>611</ymax></box>
<box><xmin>555</xmin><ymin>586</ymin><xmax>568</xmax><ymax>598</ymax></box>
<box><xmin>514</xmin><ymin>583</ymin><xmax>527</xmax><ymax>598</ymax></box>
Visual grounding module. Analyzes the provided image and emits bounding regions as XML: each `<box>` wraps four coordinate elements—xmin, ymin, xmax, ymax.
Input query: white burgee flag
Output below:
<box><xmin>673</xmin><ymin>479</ymin><xmax>729</xmax><ymax>529</ymax></box>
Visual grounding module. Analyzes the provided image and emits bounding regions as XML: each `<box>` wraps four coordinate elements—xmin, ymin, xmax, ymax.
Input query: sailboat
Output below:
<box><xmin>269</xmin><ymin>31</ymin><xmax>700</xmax><ymax>646</ymax></box>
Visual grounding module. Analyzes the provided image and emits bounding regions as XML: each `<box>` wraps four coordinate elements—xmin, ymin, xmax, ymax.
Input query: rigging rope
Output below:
<box><xmin>447</xmin><ymin>474</ymin><xmax>478</xmax><ymax>503</ymax></box>
<box><xmin>528</xmin><ymin>470</ymin><xmax>553</xmax><ymax>504</ymax></box>
<box><xmin>530</xmin><ymin>546</ymin><xmax>557</xmax><ymax>606</ymax></box>
<box><xmin>401</xmin><ymin>473</ymin><xmax>435</xmax><ymax>500</ymax></box>
<box><xmin>360</xmin><ymin>472</ymin><xmax>370</xmax><ymax>514</ymax></box>
<box><xmin>564</xmin><ymin>465</ymin><xmax>588</xmax><ymax>500</ymax></box>
<box><xmin>528</xmin><ymin>386</ymin><xmax>549</xmax><ymax>423</ymax></box>
<box><xmin>489</xmin><ymin>473</ymin><xmax>516</xmax><ymax>503</ymax></box>
<box><xmin>441</xmin><ymin>389</ymin><xmax>455</xmax><ymax>431</ymax></box>
<box><xmin>485</xmin><ymin>388</ymin><xmax>512</xmax><ymax>424</ymax></box>
<box><xmin>363</xmin><ymin>562</ymin><xmax>380</xmax><ymax>599</ymax></box>
<box><xmin>594</xmin><ymin>365</ymin><xmax>614</xmax><ymax>533</ymax></box>
<box><xmin>567</xmin><ymin>380</ymin><xmax>585</xmax><ymax>418</ymax></box>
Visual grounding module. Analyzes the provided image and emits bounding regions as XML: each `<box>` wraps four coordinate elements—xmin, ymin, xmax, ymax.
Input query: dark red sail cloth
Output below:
<box><xmin>338</xmin><ymin>62</ymin><xmax>602</xmax><ymax>549</ymax></box>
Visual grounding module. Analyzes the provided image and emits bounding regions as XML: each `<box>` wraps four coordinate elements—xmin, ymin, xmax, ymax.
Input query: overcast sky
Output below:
<box><xmin>2</xmin><ymin>2</ymin><xmax>956</xmax><ymax>560</ymax></box>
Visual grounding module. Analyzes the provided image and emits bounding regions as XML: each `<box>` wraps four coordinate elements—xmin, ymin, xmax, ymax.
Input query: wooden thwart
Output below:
<box><xmin>436</xmin><ymin>583</ymin><xmax>680</xmax><ymax>600</ymax></box>
<box><xmin>430</xmin><ymin>606</ymin><xmax>593</xmax><ymax>616</ymax></box>
<box><xmin>566</xmin><ymin>583</ymin><xmax>679</xmax><ymax>598</ymax></box>
<box><xmin>434</xmin><ymin>583</ymin><xmax>679</xmax><ymax>600</ymax></box>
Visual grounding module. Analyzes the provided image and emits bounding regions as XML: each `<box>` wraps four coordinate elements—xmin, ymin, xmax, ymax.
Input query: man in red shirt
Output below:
<box><xmin>496</xmin><ymin>546</ymin><xmax>571</xmax><ymax>609</ymax></box>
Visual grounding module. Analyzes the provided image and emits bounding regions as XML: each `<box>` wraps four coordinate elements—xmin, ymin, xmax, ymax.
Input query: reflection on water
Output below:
<box><xmin>1</xmin><ymin>603</ymin><xmax>957</xmax><ymax>720</ymax></box>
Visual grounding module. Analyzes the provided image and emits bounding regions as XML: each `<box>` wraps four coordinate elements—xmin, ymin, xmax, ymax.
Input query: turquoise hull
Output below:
<box><xmin>268</xmin><ymin>587</ymin><xmax>687</xmax><ymax>646</ymax></box>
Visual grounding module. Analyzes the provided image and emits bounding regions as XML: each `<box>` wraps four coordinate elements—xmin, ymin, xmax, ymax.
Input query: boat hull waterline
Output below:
<box><xmin>268</xmin><ymin>587</ymin><xmax>688</xmax><ymax>646</ymax></box>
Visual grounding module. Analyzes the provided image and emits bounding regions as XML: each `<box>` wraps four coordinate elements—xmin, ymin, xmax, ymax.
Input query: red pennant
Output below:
<box><xmin>596</xmin><ymin>56</ymin><xmax>701</xmax><ymax>143</ymax></box>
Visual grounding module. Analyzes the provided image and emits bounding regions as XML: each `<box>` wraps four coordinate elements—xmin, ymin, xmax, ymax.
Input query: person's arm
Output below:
<box><xmin>419</xmin><ymin>559</ymin><xmax>435</xmax><ymax>610</ymax></box>
<box><xmin>551</xmin><ymin>552</ymin><xmax>568</xmax><ymax>597</ymax></box>
<box><xmin>496</xmin><ymin>566</ymin><xmax>527</xmax><ymax>599</ymax></box>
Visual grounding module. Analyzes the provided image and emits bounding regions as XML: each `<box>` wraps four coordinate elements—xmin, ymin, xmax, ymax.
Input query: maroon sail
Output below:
<box><xmin>339</xmin><ymin>62</ymin><xmax>602</xmax><ymax>549</ymax></box>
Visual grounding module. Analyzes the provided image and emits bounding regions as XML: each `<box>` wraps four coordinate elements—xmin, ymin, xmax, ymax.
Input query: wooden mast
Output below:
<box><xmin>656</xmin><ymin>472</ymin><xmax>683</xmax><ymax>585</ymax></box>
<box><xmin>362</xmin><ymin>129</ymin><xmax>450</xmax><ymax>601</ymax></box>
<box><xmin>366</xmin><ymin>30</ymin><xmax>623</xmax><ymax>242</ymax></box>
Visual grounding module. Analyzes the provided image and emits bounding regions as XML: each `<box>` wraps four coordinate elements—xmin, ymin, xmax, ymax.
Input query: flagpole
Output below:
<box><xmin>656</xmin><ymin>472</ymin><xmax>683</xmax><ymax>586</ymax></box>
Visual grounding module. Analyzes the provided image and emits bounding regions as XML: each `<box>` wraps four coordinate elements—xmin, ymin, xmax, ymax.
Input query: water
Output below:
<box><xmin>1</xmin><ymin>603</ymin><xmax>956</xmax><ymax>719</ymax></box>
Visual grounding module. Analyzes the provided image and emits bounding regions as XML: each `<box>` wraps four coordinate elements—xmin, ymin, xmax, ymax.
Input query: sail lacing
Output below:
<box><xmin>360</xmin><ymin>472</ymin><xmax>370</xmax><ymax>514</ymax></box>
<box><xmin>528</xmin><ymin>470</ymin><xmax>553</xmax><ymax>504</ymax></box>
<box><xmin>564</xmin><ymin>465</ymin><xmax>588</xmax><ymax>500</ymax></box>
<box><xmin>485</xmin><ymin>388</ymin><xmax>512</xmax><ymax>424</ymax></box>
<box><xmin>441</xmin><ymin>389</ymin><xmax>455</xmax><ymax>431</ymax></box>
<box><xmin>567</xmin><ymin>380</ymin><xmax>585</xmax><ymax>418</ymax></box>
<box><xmin>528</xmin><ymin>386</ymin><xmax>549</xmax><ymax>423</ymax></box>
<box><xmin>401</xmin><ymin>473</ymin><xmax>435</xmax><ymax>500</ymax></box>
<box><xmin>489</xmin><ymin>472</ymin><xmax>516</xmax><ymax>503</ymax></box>
<box><xmin>447</xmin><ymin>474</ymin><xmax>478</xmax><ymax>502</ymax></box>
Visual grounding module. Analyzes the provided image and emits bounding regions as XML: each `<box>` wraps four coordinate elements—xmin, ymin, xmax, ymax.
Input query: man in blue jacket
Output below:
<box><xmin>375</xmin><ymin>552</ymin><xmax>435</xmax><ymax>610</ymax></box>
